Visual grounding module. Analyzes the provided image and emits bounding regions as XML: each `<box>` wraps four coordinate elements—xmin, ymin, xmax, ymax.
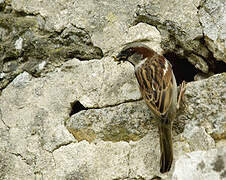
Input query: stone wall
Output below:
<box><xmin>0</xmin><ymin>0</ymin><xmax>225</xmax><ymax>179</ymax></box>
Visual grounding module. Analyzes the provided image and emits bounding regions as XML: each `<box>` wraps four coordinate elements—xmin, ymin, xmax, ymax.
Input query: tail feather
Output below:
<box><xmin>158</xmin><ymin>122</ymin><xmax>173</xmax><ymax>173</ymax></box>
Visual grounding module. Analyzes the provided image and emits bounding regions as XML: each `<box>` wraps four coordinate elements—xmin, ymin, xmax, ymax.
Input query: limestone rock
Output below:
<box><xmin>181</xmin><ymin>73</ymin><xmax>226</xmax><ymax>141</ymax></box>
<box><xmin>0</xmin><ymin>152</ymin><xmax>35</xmax><ymax>180</ymax></box>
<box><xmin>0</xmin><ymin>71</ymin><xmax>75</xmax><ymax>154</ymax></box>
<box><xmin>0</xmin><ymin>0</ymin><xmax>225</xmax><ymax>179</ymax></box>
<box><xmin>182</xmin><ymin>126</ymin><xmax>215</xmax><ymax>151</ymax></box>
<box><xmin>129</xmin><ymin>133</ymin><xmax>162</xmax><ymax>179</ymax></box>
<box><xmin>93</xmin><ymin>22</ymin><xmax>163</xmax><ymax>55</ymax></box>
<box><xmin>67</xmin><ymin>101</ymin><xmax>154</xmax><ymax>142</ymax></box>
<box><xmin>134</xmin><ymin>0</ymin><xmax>215</xmax><ymax>74</ymax></box>
<box><xmin>60</xmin><ymin>58</ymin><xmax>140</xmax><ymax>107</ymax></box>
<box><xmin>199</xmin><ymin>0</ymin><xmax>226</xmax><ymax>62</ymax></box>
<box><xmin>0</xmin><ymin>13</ymin><xmax>103</xmax><ymax>90</ymax></box>
<box><xmin>0</xmin><ymin>66</ymin><xmax>225</xmax><ymax>180</ymax></box>
<box><xmin>53</xmin><ymin>140</ymin><xmax>130</xmax><ymax>180</ymax></box>
<box><xmin>187</xmin><ymin>54</ymin><xmax>209</xmax><ymax>73</ymax></box>
<box><xmin>135</xmin><ymin>0</ymin><xmax>206</xmax><ymax>55</ymax></box>
<box><xmin>173</xmin><ymin>147</ymin><xmax>226</xmax><ymax>180</ymax></box>
<box><xmin>11</xmin><ymin>0</ymin><xmax>162</xmax><ymax>54</ymax></box>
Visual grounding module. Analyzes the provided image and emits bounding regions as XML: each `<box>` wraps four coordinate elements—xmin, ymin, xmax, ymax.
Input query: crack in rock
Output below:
<box><xmin>51</xmin><ymin>141</ymin><xmax>75</xmax><ymax>153</ymax></box>
<box><xmin>0</xmin><ymin>108</ymin><xmax>10</xmax><ymax>129</ymax></box>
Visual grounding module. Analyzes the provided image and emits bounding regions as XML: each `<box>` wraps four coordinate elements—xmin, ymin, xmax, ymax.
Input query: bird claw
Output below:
<box><xmin>177</xmin><ymin>80</ymin><xmax>186</xmax><ymax>110</ymax></box>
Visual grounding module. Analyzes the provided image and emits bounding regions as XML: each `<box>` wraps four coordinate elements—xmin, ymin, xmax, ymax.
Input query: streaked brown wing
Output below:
<box><xmin>135</xmin><ymin>55</ymin><xmax>174</xmax><ymax>118</ymax></box>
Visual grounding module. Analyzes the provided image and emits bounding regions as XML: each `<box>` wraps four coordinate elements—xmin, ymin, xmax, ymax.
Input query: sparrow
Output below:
<box><xmin>114</xmin><ymin>42</ymin><xmax>178</xmax><ymax>173</ymax></box>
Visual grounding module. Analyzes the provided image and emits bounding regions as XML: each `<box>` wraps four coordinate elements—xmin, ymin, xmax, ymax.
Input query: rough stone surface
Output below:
<box><xmin>173</xmin><ymin>147</ymin><xmax>226</xmax><ymax>180</ymax></box>
<box><xmin>1</xmin><ymin>57</ymin><xmax>224</xmax><ymax>179</ymax></box>
<box><xmin>93</xmin><ymin>22</ymin><xmax>163</xmax><ymax>55</ymax></box>
<box><xmin>181</xmin><ymin>73</ymin><xmax>226</xmax><ymax>141</ymax></box>
<box><xmin>182</xmin><ymin>126</ymin><xmax>215</xmax><ymax>151</ymax></box>
<box><xmin>67</xmin><ymin>73</ymin><xmax>225</xmax><ymax>144</ymax></box>
<box><xmin>134</xmin><ymin>0</ymin><xmax>210</xmax><ymax>64</ymax></box>
<box><xmin>187</xmin><ymin>54</ymin><xmax>209</xmax><ymax>73</ymax></box>
<box><xmin>60</xmin><ymin>57</ymin><xmax>141</xmax><ymax>108</ymax></box>
<box><xmin>53</xmin><ymin>141</ymin><xmax>130</xmax><ymax>179</ymax></box>
<box><xmin>0</xmin><ymin>12</ymin><xmax>103</xmax><ymax>91</ymax></box>
<box><xmin>67</xmin><ymin>101</ymin><xmax>154</xmax><ymax>142</ymax></box>
<box><xmin>0</xmin><ymin>71</ymin><xmax>75</xmax><ymax>179</ymax></box>
<box><xmin>199</xmin><ymin>0</ymin><xmax>226</xmax><ymax>62</ymax></box>
<box><xmin>0</xmin><ymin>0</ymin><xmax>225</xmax><ymax>179</ymax></box>
<box><xmin>129</xmin><ymin>133</ymin><xmax>163</xmax><ymax>179</ymax></box>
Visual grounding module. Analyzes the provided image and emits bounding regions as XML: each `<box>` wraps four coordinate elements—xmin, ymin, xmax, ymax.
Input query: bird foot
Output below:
<box><xmin>177</xmin><ymin>80</ymin><xmax>186</xmax><ymax>110</ymax></box>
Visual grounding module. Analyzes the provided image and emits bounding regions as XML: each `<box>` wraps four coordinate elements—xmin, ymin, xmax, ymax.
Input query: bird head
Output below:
<box><xmin>113</xmin><ymin>42</ymin><xmax>153</xmax><ymax>66</ymax></box>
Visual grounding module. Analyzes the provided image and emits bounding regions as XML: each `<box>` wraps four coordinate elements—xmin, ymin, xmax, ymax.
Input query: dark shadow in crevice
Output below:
<box><xmin>69</xmin><ymin>101</ymin><xmax>87</xmax><ymax>117</ymax></box>
<box><xmin>163</xmin><ymin>52</ymin><xmax>200</xmax><ymax>85</ymax></box>
<box><xmin>208</xmin><ymin>56</ymin><xmax>226</xmax><ymax>74</ymax></box>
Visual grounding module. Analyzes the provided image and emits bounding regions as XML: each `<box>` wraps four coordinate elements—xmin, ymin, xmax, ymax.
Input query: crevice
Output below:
<box><xmin>51</xmin><ymin>141</ymin><xmax>74</xmax><ymax>153</ymax></box>
<box><xmin>197</xmin><ymin>4</ymin><xmax>226</xmax><ymax>75</ymax></box>
<box><xmin>13</xmin><ymin>10</ymin><xmax>39</xmax><ymax>17</ymax></box>
<box><xmin>50</xmin><ymin>152</ymin><xmax>57</xmax><ymax>169</ymax></box>
<box><xmin>9</xmin><ymin>152</ymin><xmax>32</xmax><ymax>167</ymax></box>
<box><xmin>10</xmin><ymin>152</ymin><xmax>23</xmax><ymax>159</ymax></box>
<box><xmin>163</xmin><ymin>52</ymin><xmax>200</xmax><ymax>85</ymax></box>
<box><xmin>127</xmin><ymin>144</ymin><xmax>132</xmax><ymax>179</ymax></box>
<box><xmin>0</xmin><ymin>108</ymin><xmax>10</xmax><ymax>129</ymax></box>
<box><xmin>151</xmin><ymin>176</ymin><xmax>162</xmax><ymax>180</ymax></box>
<box><xmin>134</xmin><ymin>4</ymin><xmax>225</xmax><ymax>84</ymax></box>
<box><xmin>203</xmin><ymin>47</ymin><xmax>226</xmax><ymax>74</ymax></box>
<box><xmin>69</xmin><ymin>101</ymin><xmax>88</xmax><ymax>116</ymax></box>
<box><xmin>69</xmin><ymin>98</ymin><xmax>143</xmax><ymax>117</ymax></box>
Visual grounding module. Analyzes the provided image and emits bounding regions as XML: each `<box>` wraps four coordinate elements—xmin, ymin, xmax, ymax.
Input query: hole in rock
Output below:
<box><xmin>69</xmin><ymin>101</ymin><xmax>87</xmax><ymax>116</ymax></box>
<box><xmin>211</xmin><ymin>60</ymin><xmax>226</xmax><ymax>74</ymax></box>
<box><xmin>163</xmin><ymin>52</ymin><xmax>200</xmax><ymax>85</ymax></box>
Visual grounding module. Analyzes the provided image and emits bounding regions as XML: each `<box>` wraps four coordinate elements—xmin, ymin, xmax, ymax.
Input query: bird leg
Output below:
<box><xmin>177</xmin><ymin>80</ymin><xmax>186</xmax><ymax>110</ymax></box>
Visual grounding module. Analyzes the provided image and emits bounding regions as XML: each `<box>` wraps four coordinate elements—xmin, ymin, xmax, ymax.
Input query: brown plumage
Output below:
<box><xmin>115</xmin><ymin>42</ymin><xmax>177</xmax><ymax>173</ymax></box>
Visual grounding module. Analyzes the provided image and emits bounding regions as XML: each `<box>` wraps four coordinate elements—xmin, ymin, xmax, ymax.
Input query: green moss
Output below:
<box><xmin>102</xmin><ymin>125</ymin><xmax>142</xmax><ymax>142</ymax></box>
<box><xmin>0</xmin><ymin>12</ymin><xmax>103</xmax><ymax>90</ymax></box>
<box><xmin>67</xmin><ymin>127</ymin><xmax>96</xmax><ymax>143</ymax></box>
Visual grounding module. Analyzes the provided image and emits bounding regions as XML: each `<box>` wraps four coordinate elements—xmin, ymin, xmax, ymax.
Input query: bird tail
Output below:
<box><xmin>158</xmin><ymin>122</ymin><xmax>173</xmax><ymax>173</ymax></box>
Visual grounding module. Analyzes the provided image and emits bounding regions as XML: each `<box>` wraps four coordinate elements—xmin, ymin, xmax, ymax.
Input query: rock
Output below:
<box><xmin>136</xmin><ymin>0</ymin><xmax>203</xmax><ymax>41</ymax></box>
<box><xmin>199</xmin><ymin>0</ymin><xmax>226</xmax><ymax>62</ymax></box>
<box><xmin>129</xmin><ymin>133</ymin><xmax>162</xmax><ymax>179</ymax></box>
<box><xmin>67</xmin><ymin>72</ymin><xmax>225</xmax><ymax>144</ymax></box>
<box><xmin>11</xmin><ymin>0</ymin><xmax>139</xmax><ymax>32</ymax></box>
<box><xmin>0</xmin><ymin>56</ymin><xmax>140</xmax><ymax>152</ymax></box>
<box><xmin>134</xmin><ymin>0</ymin><xmax>216</xmax><ymax>74</ymax></box>
<box><xmin>134</xmin><ymin>0</ymin><xmax>206</xmax><ymax>55</ymax></box>
<box><xmin>0</xmin><ymin>67</ymin><xmax>225</xmax><ymax>179</ymax></box>
<box><xmin>53</xmin><ymin>140</ymin><xmax>130</xmax><ymax>179</ymax></box>
<box><xmin>11</xmin><ymin>0</ymin><xmax>162</xmax><ymax>54</ymax></box>
<box><xmin>11</xmin><ymin>71</ymin><xmax>32</xmax><ymax>88</ymax></box>
<box><xmin>0</xmin><ymin>13</ymin><xmax>103</xmax><ymax>90</ymax></box>
<box><xmin>1</xmin><ymin>0</ymin><xmax>225</xmax><ymax>179</ymax></box>
<box><xmin>93</xmin><ymin>22</ymin><xmax>163</xmax><ymax>55</ymax></box>
<box><xmin>180</xmin><ymin>73</ymin><xmax>226</xmax><ymax>141</ymax></box>
<box><xmin>67</xmin><ymin>101</ymin><xmax>154</xmax><ymax>142</ymax></box>
<box><xmin>172</xmin><ymin>147</ymin><xmax>226</xmax><ymax>180</ymax></box>
<box><xmin>182</xmin><ymin>126</ymin><xmax>215</xmax><ymax>151</ymax></box>
<box><xmin>60</xmin><ymin>58</ymin><xmax>140</xmax><ymax>108</ymax></box>
<box><xmin>0</xmin><ymin>72</ymin><xmax>75</xmax><ymax>153</ymax></box>
<box><xmin>126</xmin><ymin>23</ymin><xmax>163</xmax><ymax>53</ymax></box>
<box><xmin>187</xmin><ymin>54</ymin><xmax>209</xmax><ymax>73</ymax></box>
<box><xmin>0</xmin><ymin>152</ymin><xmax>35</xmax><ymax>180</ymax></box>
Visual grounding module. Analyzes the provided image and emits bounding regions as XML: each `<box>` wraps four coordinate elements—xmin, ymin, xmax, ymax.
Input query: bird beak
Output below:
<box><xmin>112</xmin><ymin>52</ymin><xmax>127</xmax><ymax>64</ymax></box>
<box><xmin>112</xmin><ymin>56</ymin><xmax>122</xmax><ymax>64</ymax></box>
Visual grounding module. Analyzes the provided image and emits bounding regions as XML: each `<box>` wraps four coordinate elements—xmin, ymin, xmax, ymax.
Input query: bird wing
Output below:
<box><xmin>135</xmin><ymin>55</ymin><xmax>174</xmax><ymax>118</ymax></box>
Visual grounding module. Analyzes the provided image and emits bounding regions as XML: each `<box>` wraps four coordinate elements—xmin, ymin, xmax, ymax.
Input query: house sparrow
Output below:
<box><xmin>114</xmin><ymin>42</ymin><xmax>178</xmax><ymax>173</ymax></box>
